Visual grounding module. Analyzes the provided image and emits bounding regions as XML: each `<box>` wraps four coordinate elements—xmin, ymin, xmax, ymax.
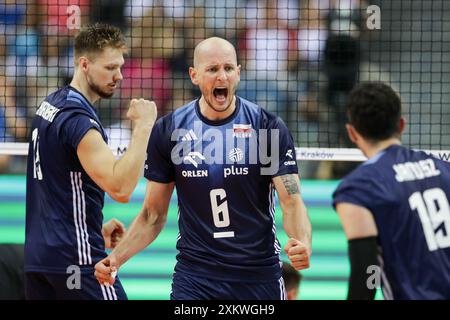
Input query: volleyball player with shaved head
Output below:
<box><xmin>95</xmin><ymin>37</ymin><xmax>312</xmax><ymax>300</ymax></box>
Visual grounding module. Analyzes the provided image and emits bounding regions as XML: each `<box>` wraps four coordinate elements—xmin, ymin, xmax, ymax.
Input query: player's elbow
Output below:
<box><xmin>108</xmin><ymin>190</ymin><xmax>132</xmax><ymax>203</ymax></box>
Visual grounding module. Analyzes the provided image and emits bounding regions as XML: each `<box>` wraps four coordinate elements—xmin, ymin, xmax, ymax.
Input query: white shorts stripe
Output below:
<box><xmin>77</xmin><ymin>173</ymin><xmax>92</xmax><ymax>265</ymax></box>
<box><xmin>105</xmin><ymin>285</ymin><xmax>113</xmax><ymax>300</ymax></box>
<box><xmin>109</xmin><ymin>285</ymin><xmax>118</xmax><ymax>300</ymax></box>
<box><xmin>100</xmin><ymin>284</ymin><xmax>108</xmax><ymax>300</ymax></box>
<box><xmin>70</xmin><ymin>172</ymin><xmax>83</xmax><ymax>265</ymax></box>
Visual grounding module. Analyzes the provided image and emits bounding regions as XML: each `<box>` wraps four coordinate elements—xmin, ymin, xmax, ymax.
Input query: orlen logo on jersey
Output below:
<box><xmin>284</xmin><ymin>149</ymin><xmax>296</xmax><ymax>166</ymax></box>
<box><xmin>182</xmin><ymin>151</ymin><xmax>208</xmax><ymax>178</ymax></box>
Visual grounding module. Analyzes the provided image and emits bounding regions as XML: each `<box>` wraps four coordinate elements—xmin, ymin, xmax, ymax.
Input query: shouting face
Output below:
<box><xmin>190</xmin><ymin>38</ymin><xmax>241</xmax><ymax>117</ymax></box>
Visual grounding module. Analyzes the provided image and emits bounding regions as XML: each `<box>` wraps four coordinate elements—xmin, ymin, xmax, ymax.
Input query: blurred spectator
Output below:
<box><xmin>237</xmin><ymin>0</ymin><xmax>297</xmax><ymax>127</ymax></box>
<box><xmin>202</xmin><ymin>0</ymin><xmax>247</xmax><ymax>40</ymax></box>
<box><xmin>324</xmin><ymin>0</ymin><xmax>365</xmax><ymax>148</ymax></box>
<box><xmin>36</xmin><ymin>0</ymin><xmax>91</xmax><ymax>36</ymax></box>
<box><xmin>0</xmin><ymin>73</ymin><xmax>27</xmax><ymax>173</ymax></box>
<box><xmin>245</xmin><ymin>0</ymin><xmax>300</xmax><ymax>29</ymax></box>
<box><xmin>0</xmin><ymin>74</ymin><xmax>27</xmax><ymax>142</ymax></box>
<box><xmin>297</xmin><ymin>0</ymin><xmax>328</xmax><ymax>70</ymax></box>
<box><xmin>238</xmin><ymin>78</ymin><xmax>292</xmax><ymax>124</ymax></box>
<box><xmin>125</xmin><ymin>0</ymin><xmax>193</xmax><ymax>29</ymax></box>
<box><xmin>282</xmin><ymin>261</ymin><xmax>303</xmax><ymax>300</ymax></box>
<box><xmin>124</xmin><ymin>6</ymin><xmax>180</xmax><ymax>115</ymax></box>
<box><xmin>239</xmin><ymin>0</ymin><xmax>297</xmax><ymax>82</ymax></box>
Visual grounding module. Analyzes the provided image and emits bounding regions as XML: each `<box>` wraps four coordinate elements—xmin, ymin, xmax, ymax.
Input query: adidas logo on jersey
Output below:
<box><xmin>181</xmin><ymin>129</ymin><xmax>198</xmax><ymax>141</ymax></box>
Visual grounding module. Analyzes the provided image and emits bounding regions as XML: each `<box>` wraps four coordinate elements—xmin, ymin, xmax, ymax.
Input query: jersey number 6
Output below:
<box><xmin>210</xmin><ymin>189</ymin><xmax>235</xmax><ymax>239</ymax></box>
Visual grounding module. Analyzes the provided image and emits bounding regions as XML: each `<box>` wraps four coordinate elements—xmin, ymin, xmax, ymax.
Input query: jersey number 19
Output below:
<box><xmin>409</xmin><ymin>188</ymin><xmax>450</xmax><ymax>251</ymax></box>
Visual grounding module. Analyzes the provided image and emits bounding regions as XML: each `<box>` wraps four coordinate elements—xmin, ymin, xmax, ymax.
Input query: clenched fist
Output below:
<box><xmin>284</xmin><ymin>238</ymin><xmax>311</xmax><ymax>271</ymax></box>
<box><xmin>102</xmin><ymin>218</ymin><xmax>126</xmax><ymax>249</ymax></box>
<box><xmin>127</xmin><ymin>98</ymin><xmax>157</xmax><ymax>128</ymax></box>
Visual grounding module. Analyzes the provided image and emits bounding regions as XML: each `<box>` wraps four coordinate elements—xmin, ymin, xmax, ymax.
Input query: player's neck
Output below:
<box><xmin>363</xmin><ymin>138</ymin><xmax>402</xmax><ymax>159</ymax></box>
<box><xmin>70</xmin><ymin>72</ymin><xmax>100</xmax><ymax>105</ymax></box>
<box><xmin>199</xmin><ymin>96</ymin><xmax>236</xmax><ymax>121</ymax></box>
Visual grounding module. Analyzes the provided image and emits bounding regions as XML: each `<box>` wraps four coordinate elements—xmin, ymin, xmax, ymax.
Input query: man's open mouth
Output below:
<box><xmin>213</xmin><ymin>87</ymin><xmax>228</xmax><ymax>102</ymax></box>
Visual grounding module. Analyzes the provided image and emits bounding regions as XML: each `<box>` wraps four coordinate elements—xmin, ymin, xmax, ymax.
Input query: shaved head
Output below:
<box><xmin>193</xmin><ymin>37</ymin><xmax>238</xmax><ymax>68</ymax></box>
<box><xmin>189</xmin><ymin>36</ymin><xmax>241</xmax><ymax>119</ymax></box>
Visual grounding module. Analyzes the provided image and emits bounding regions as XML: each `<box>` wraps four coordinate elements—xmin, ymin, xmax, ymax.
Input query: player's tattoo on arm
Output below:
<box><xmin>280</xmin><ymin>174</ymin><xmax>300</xmax><ymax>195</ymax></box>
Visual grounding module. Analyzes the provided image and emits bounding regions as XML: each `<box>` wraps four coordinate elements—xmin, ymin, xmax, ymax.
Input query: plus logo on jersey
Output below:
<box><xmin>224</xmin><ymin>148</ymin><xmax>249</xmax><ymax>178</ymax></box>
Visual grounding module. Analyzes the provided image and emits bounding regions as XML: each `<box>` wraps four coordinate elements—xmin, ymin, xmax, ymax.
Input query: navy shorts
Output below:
<box><xmin>25</xmin><ymin>271</ymin><xmax>127</xmax><ymax>300</ymax></box>
<box><xmin>170</xmin><ymin>272</ymin><xmax>286</xmax><ymax>300</ymax></box>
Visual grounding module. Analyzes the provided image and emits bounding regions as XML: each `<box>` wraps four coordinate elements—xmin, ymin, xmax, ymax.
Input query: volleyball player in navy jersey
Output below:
<box><xmin>95</xmin><ymin>37</ymin><xmax>312</xmax><ymax>300</ymax></box>
<box><xmin>25</xmin><ymin>24</ymin><xmax>157</xmax><ymax>300</ymax></box>
<box><xmin>333</xmin><ymin>82</ymin><xmax>450</xmax><ymax>299</ymax></box>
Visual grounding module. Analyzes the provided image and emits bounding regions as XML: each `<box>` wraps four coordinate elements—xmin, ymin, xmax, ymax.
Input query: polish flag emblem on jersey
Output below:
<box><xmin>233</xmin><ymin>124</ymin><xmax>252</xmax><ymax>138</ymax></box>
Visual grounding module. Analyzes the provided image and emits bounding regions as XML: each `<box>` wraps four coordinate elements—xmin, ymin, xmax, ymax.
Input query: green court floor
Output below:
<box><xmin>0</xmin><ymin>175</ymin><xmax>382</xmax><ymax>299</ymax></box>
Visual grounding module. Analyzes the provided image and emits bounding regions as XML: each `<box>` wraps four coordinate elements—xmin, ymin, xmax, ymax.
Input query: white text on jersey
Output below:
<box><xmin>393</xmin><ymin>159</ymin><xmax>441</xmax><ymax>182</ymax></box>
<box><xmin>182</xmin><ymin>170</ymin><xmax>208</xmax><ymax>178</ymax></box>
<box><xmin>224</xmin><ymin>165</ymin><xmax>249</xmax><ymax>178</ymax></box>
<box><xmin>36</xmin><ymin>101</ymin><xmax>59</xmax><ymax>122</ymax></box>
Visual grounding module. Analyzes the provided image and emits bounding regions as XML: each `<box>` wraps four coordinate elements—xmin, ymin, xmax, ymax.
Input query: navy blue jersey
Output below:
<box><xmin>145</xmin><ymin>97</ymin><xmax>298</xmax><ymax>282</ymax></box>
<box><xmin>333</xmin><ymin>144</ymin><xmax>450</xmax><ymax>299</ymax></box>
<box><xmin>25</xmin><ymin>86</ymin><xmax>108</xmax><ymax>274</ymax></box>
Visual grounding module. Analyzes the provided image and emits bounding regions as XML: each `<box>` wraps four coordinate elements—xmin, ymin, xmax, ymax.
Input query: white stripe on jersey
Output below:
<box><xmin>176</xmin><ymin>209</ymin><xmax>181</xmax><ymax>241</ymax></box>
<box><xmin>70</xmin><ymin>172</ymin><xmax>83</xmax><ymax>265</ymax></box>
<box><xmin>77</xmin><ymin>173</ymin><xmax>92</xmax><ymax>264</ymax></box>
<box><xmin>73</xmin><ymin>172</ymin><xmax>87</xmax><ymax>264</ymax></box>
<box><xmin>279</xmin><ymin>277</ymin><xmax>286</xmax><ymax>300</ymax></box>
<box><xmin>100</xmin><ymin>284</ymin><xmax>108</xmax><ymax>300</ymax></box>
<box><xmin>71</xmin><ymin>171</ymin><xmax>92</xmax><ymax>265</ymax></box>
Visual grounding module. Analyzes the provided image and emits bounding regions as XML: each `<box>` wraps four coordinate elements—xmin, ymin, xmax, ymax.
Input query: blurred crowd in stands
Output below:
<box><xmin>0</xmin><ymin>0</ymin><xmax>378</xmax><ymax>177</ymax></box>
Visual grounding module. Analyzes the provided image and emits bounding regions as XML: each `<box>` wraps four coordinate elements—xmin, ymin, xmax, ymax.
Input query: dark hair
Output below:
<box><xmin>347</xmin><ymin>82</ymin><xmax>402</xmax><ymax>141</ymax></box>
<box><xmin>74</xmin><ymin>23</ymin><xmax>127</xmax><ymax>60</ymax></box>
<box><xmin>282</xmin><ymin>261</ymin><xmax>302</xmax><ymax>291</ymax></box>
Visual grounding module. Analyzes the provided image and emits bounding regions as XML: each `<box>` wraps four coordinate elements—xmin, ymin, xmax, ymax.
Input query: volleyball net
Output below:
<box><xmin>0</xmin><ymin>0</ymin><xmax>449</xmax><ymax>162</ymax></box>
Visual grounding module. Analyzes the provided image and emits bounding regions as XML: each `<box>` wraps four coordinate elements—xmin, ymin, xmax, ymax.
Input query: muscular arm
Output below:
<box><xmin>273</xmin><ymin>174</ymin><xmax>311</xmax><ymax>250</ymax></box>
<box><xmin>77</xmin><ymin>126</ymin><xmax>151</xmax><ymax>202</ymax></box>
<box><xmin>273</xmin><ymin>174</ymin><xmax>312</xmax><ymax>270</ymax></box>
<box><xmin>335</xmin><ymin>202</ymin><xmax>379</xmax><ymax>300</ymax></box>
<box><xmin>77</xmin><ymin>99</ymin><xmax>156</xmax><ymax>202</ymax></box>
<box><xmin>109</xmin><ymin>180</ymin><xmax>174</xmax><ymax>267</ymax></box>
